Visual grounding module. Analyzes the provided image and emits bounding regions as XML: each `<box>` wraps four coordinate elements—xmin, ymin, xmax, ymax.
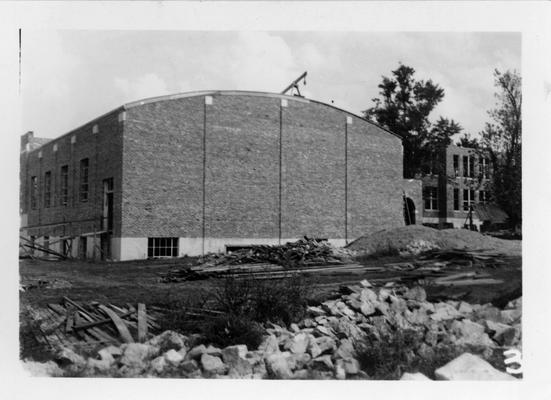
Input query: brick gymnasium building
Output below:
<box><xmin>20</xmin><ymin>91</ymin><xmax>422</xmax><ymax>261</ymax></box>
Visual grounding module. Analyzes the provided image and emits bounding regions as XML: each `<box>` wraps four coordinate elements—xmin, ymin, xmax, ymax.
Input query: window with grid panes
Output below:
<box><xmin>147</xmin><ymin>237</ymin><xmax>179</xmax><ymax>258</ymax></box>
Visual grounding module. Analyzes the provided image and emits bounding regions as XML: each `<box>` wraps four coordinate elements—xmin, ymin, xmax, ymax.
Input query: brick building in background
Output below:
<box><xmin>421</xmin><ymin>144</ymin><xmax>507</xmax><ymax>230</ymax></box>
<box><xmin>20</xmin><ymin>91</ymin><xmax>422</xmax><ymax>261</ymax></box>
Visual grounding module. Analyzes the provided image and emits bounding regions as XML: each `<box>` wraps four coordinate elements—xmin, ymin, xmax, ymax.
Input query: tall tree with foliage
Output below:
<box><xmin>456</xmin><ymin>133</ymin><xmax>480</xmax><ymax>149</ymax></box>
<box><xmin>480</xmin><ymin>69</ymin><xmax>522</xmax><ymax>228</ymax></box>
<box><xmin>364</xmin><ymin>64</ymin><xmax>461</xmax><ymax>178</ymax></box>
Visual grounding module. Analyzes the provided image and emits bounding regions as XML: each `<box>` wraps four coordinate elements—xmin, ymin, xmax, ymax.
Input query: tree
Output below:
<box><xmin>480</xmin><ymin>69</ymin><xmax>522</xmax><ymax>228</ymax></box>
<box><xmin>364</xmin><ymin>64</ymin><xmax>460</xmax><ymax>178</ymax></box>
<box><xmin>456</xmin><ymin>133</ymin><xmax>480</xmax><ymax>149</ymax></box>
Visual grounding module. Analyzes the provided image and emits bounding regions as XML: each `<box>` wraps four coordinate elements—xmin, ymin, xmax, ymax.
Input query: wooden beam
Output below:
<box><xmin>137</xmin><ymin>303</ymin><xmax>147</xmax><ymax>343</ymax></box>
<box><xmin>98</xmin><ymin>305</ymin><xmax>134</xmax><ymax>343</ymax></box>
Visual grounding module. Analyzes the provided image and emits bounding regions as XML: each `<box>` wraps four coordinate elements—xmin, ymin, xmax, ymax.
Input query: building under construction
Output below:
<box><xmin>19</xmin><ymin>90</ymin><xmax>422</xmax><ymax>261</ymax></box>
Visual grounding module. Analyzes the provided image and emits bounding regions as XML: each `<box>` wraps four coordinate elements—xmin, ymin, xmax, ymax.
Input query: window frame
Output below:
<box><xmin>463</xmin><ymin>189</ymin><xmax>475</xmax><ymax>211</ymax></box>
<box><xmin>30</xmin><ymin>176</ymin><xmax>38</xmax><ymax>210</ymax></box>
<box><xmin>453</xmin><ymin>188</ymin><xmax>460</xmax><ymax>211</ymax></box>
<box><xmin>453</xmin><ymin>155</ymin><xmax>459</xmax><ymax>177</ymax></box>
<box><xmin>44</xmin><ymin>171</ymin><xmax>52</xmax><ymax>208</ymax></box>
<box><xmin>147</xmin><ymin>237</ymin><xmax>179</xmax><ymax>258</ymax></box>
<box><xmin>60</xmin><ymin>165</ymin><xmax>69</xmax><ymax>206</ymax></box>
<box><xmin>423</xmin><ymin>186</ymin><xmax>438</xmax><ymax>211</ymax></box>
<box><xmin>79</xmin><ymin>158</ymin><xmax>89</xmax><ymax>202</ymax></box>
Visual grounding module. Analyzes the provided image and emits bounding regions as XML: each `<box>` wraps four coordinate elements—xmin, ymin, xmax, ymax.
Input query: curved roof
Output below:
<box><xmin>25</xmin><ymin>90</ymin><xmax>401</xmax><ymax>156</ymax></box>
<box><xmin>123</xmin><ymin>90</ymin><xmax>401</xmax><ymax>139</ymax></box>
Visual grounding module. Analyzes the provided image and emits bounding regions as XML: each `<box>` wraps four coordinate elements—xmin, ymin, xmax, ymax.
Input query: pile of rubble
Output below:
<box><xmin>203</xmin><ymin>237</ymin><xmax>351</xmax><ymax>268</ymax></box>
<box><xmin>23</xmin><ymin>281</ymin><xmax>521</xmax><ymax>379</ymax></box>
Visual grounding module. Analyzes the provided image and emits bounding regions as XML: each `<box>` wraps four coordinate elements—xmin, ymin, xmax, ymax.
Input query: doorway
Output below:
<box><xmin>404</xmin><ymin>197</ymin><xmax>416</xmax><ymax>225</ymax></box>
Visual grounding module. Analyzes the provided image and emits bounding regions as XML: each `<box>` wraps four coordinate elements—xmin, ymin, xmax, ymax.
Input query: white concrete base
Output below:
<box><xmin>422</xmin><ymin>216</ymin><xmax>482</xmax><ymax>230</ymax></box>
<box><xmin>111</xmin><ymin>236</ymin><xmax>350</xmax><ymax>261</ymax></box>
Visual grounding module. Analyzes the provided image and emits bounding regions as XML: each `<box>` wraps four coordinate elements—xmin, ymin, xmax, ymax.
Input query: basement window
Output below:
<box><xmin>79</xmin><ymin>158</ymin><xmax>89</xmax><ymax>202</ymax></box>
<box><xmin>60</xmin><ymin>165</ymin><xmax>69</xmax><ymax>206</ymax></box>
<box><xmin>30</xmin><ymin>176</ymin><xmax>38</xmax><ymax>210</ymax></box>
<box><xmin>423</xmin><ymin>187</ymin><xmax>438</xmax><ymax>211</ymax></box>
<box><xmin>148</xmin><ymin>237</ymin><xmax>178</xmax><ymax>258</ymax></box>
<box><xmin>44</xmin><ymin>171</ymin><xmax>51</xmax><ymax>208</ymax></box>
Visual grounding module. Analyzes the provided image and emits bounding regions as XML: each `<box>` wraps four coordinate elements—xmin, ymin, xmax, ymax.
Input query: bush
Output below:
<box><xmin>212</xmin><ymin>273</ymin><xmax>312</xmax><ymax>326</ymax></box>
<box><xmin>355</xmin><ymin>329</ymin><xmax>463</xmax><ymax>380</ymax></box>
<box><xmin>202</xmin><ymin>315</ymin><xmax>264</xmax><ymax>349</ymax></box>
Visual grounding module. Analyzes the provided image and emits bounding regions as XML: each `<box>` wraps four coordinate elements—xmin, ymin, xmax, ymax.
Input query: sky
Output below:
<box><xmin>21</xmin><ymin>30</ymin><xmax>521</xmax><ymax>140</ymax></box>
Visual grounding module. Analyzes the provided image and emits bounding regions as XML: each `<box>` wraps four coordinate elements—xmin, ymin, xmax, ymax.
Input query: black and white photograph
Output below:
<box><xmin>2</xmin><ymin>1</ymin><xmax>550</xmax><ymax>399</ymax></box>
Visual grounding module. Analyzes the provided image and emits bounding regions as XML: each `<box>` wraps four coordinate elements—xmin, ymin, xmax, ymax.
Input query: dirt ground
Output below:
<box><xmin>19</xmin><ymin>253</ymin><xmax>522</xmax><ymax>311</ymax></box>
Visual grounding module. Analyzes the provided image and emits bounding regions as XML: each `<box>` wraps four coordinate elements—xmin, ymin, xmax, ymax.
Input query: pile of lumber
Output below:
<box><xmin>160</xmin><ymin>262</ymin><xmax>383</xmax><ymax>283</ymax></box>
<box><xmin>27</xmin><ymin>297</ymin><xmax>161</xmax><ymax>350</ymax></box>
<box><xmin>204</xmin><ymin>237</ymin><xmax>348</xmax><ymax>268</ymax></box>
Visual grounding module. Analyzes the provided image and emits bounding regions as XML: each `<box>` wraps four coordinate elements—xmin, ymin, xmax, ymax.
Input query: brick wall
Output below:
<box><xmin>122</xmin><ymin>92</ymin><xmax>405</xmax><ymax>243</ymax></box>
<box><xmin>20</xmin><ymin>110</ymin><xmax>124</xmax><ymax>238</ymax></box>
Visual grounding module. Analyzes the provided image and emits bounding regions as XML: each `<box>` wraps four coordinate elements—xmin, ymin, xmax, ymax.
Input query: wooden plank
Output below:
<box><xmin>98</xmin><ymin>305</ymin><xmax>134</xmax><ymax>343</ymax></box>
<box><xmin>137</xmin><ymin>304</ymin><xmax>147</xmax><ymax>343</ymax></box>
<box><xmin>65</xmin><ymin>313</ymin><xmax>74</xmax><ymax>333</ymax></box>
<box><xmin>435</xmin><ymin>278</ymin><xmax>504</xmax><ymax>287</ymax></box>
<box><xmin>48</xmin><ymin>303</ymin><xmax>67</xmax><ymax>316</ymax></box>
<box><xmin>72</xmin><ymin>310</ymin><xmax>134</xmax><ymax>331</ymax></box>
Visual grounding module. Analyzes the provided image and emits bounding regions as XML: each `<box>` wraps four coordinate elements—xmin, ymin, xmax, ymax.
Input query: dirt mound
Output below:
<box><xmin>347</xmin><ymin>225</ymin><xmax>521</xmax><ymax>256</ymax></box>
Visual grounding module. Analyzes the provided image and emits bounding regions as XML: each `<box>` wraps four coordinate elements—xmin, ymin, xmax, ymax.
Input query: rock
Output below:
<box><xmin>251</xmin><ymin>358</ymin><xmax>268</xmax><ymax>378</ymax></box>
<box><xmin>283</xmin><ymin>333</ymin><xmax>309</xmax><ymax>354</ymax></box>
<box><xmin>221</xmin><ymin>345</ymin><xmax>252</xmax><ymax>377</ymax></box>
<box><xmin>258</xmin><ymin>335</ymin><xmax>280</xmax><ymax>354</ymax></box>
<box><xmin>200</xmin><ymin>353</ymin><xmax>227</xmax><ymax>375</ymax></box>
<box><xmin>400</xmin><ymin>372</ymin><xmax>431</xmax><ymax>380</ymax></box>
<box><xmin>360</xmin><ymin>288</ymin><xmax>378</xmax><ymax>303</ymax></box>
<box><xmin>98</xmin><ymin>345</ymin><xmax>123</xmax><ymax>359</ymax></box>
<box><xmin>301</xmin><ymin>318</ymin><xmax>316</xmax><ymax>328</ymax></box>
<box><xmin>475</xmin><ymin>305</ymin><xmax>502</xmax><ymax>323</ymax></box>
<box><xmin>417</xmin><ymin>343</ymin><xmax>435</xmax><ymax>360</ymax></box>
<box><xmin>22</xmin><ymin>360</ymin><xmax>64</xmax><ymax>377</ymax></box>
<box><xmin>494</xmin><ymin>325</ymin><xmax>521</xmax><ymax>347</ymax></box>
<box><xmin>314</xmin><ymin>325</ymin><xmax>333</xmax><ymax>337</ymax></box>
<box><xmin>205</xmin><ymin>345</ymin><xmax>222</xmax><ymax>357</ymax></box>
<box><xmin>315</xmin><ymin>336</ymin><xmax>337</xmax><ymax>355</ymax></box>
<box><xmin>86</xmin><ymin>355</ymin><xmax>115</xmax><ymax>374</ymax></box>
<box><xmin>404</xmin><ymin>286</ymin><xmax>427</xmax><ymax>302</ymax></box>
<box><xmin>164</xmin><ymin>349</ymin><xmax>184</xmax><ymax>366</ymax></box>
<box><xmin>120</xmin><ymin>343</ymin><xmax>158</xmax><ymax>368</ymax></box>
<box><xmin>290</xmin><ymin>353</ymin><xmax>311</xmax><ymax>369</ymax></box>
<box><xmin>360</xmin><ymin>279</ymin><xmax>372</xmax><ymax>288</ymax></box>
<box><xmin>484</xmin><ymin>320</ymin><xmax>511</xmax><ymax>336</ymax></box>
<box><xmin>290</xmin><ymin>323</ymin><xmax>300</xmax><ymax>333</ymax></box>
<box><xmin>179</xmin><ymin>359</ymin><xmax>199</xmax><ymax>374</ymax></box>
<box><xmin>221</xmin><ymin>345</ymin><xmax>248</xmax><ymax>363</ymax></box>
<box><xmin>312</xmin><ymin>355</ymin><xmax>334</xmax><ymax>371</ymax></box>
<box><xmin>321</xmin><ymin>300</ymin><xmax>340</xmax><ymax>316</ymax></box>
<box><xmin>450</xmin><ymin>320</ymin><xmax>494</xmax><ymax>348</ymax></box>
<box><xmin>307</xmin><ymin>306</ymin><xmax>326</xmax><ymax>317</ymax></box>
<box><xmin>341</xmin><ymin>357</ymin><xmax>360</xmax><ymax>375</ymax></box>
<box><xmin>506</xmin><ymin>297</ymin><xmax>522</xmax><ymax>310</ymax></box>
<box><xmin>307</xmin><ymin>336</ymin><xmax>322</xmax><ymax>358</ymax></box>
<box><xmin>377</xmin><ymin>288</ymin><xmax>391</xmax><ymax>302</ymax></box>
<box><xmin>430</xmin><ymin>302</ymin><xmax>461</xmax><ymax>321</ymax></box>
<box><xmin>55</xmin><ymin>348</ymin><xmax>86</xmax><ymax>367</ymax></box>
<box><xmin>360</xmin><ymin>301</ymin><xmax>376</xmax><ymax>317</ymax></box>
<box><xmin>335</xmin><ymin>339</ymin><xmax>355</xmax><ymax>359</ymax></box>
<box><xmin>458</xmin><ymin>301</ymin><xmax>474</xmax><ymax>314</ymax></box>
<box><xmin>332</xmin><ymin>318</ymin><xmax>364</xmax><ymax>341</ymax></box>
<box><xmin>405</xmin><ymin>308</ymin><xmax>429</xmax><ymax>325</ymax></box>
<box><xmin>334</xmin><ymin>359</ymin><xmax>346</xmax><ymax>380</ymax></box>
<box><xmin>150</xmin><ymin>356</ymin><xmax>167</xmax><ymax>374</ymax></box>
<box><xmin>265</xmin><ymin>353</ymin><xmax>294</xmax><ymax>379</ymax></box>
<box><xmin>186</xmin><ymin>344</ymin><xmax>207</xmax><ymax>360</ymax></box>
<box><xmin>227</xmin><ymin>358</ymin><xmax>253</xmax><ymax>378</ymax></box>
<box><xmin>435</xmin><ymin>353</ymin><xmax>516</xmax><ymax>380</ymax></box>
<box><xmin>146</xmin><ymin>330</ymin><xmax>187</xmax><ymax>352</ymax></box>
<box><xmin>292</xmin><ymin>369</ymin><xmax>310</xmax><ymax>379</ymax></box>
<box><xmin>500</xmin><ymin>309</ymin><xmax>522</xmax><ymax>325</ymax></box>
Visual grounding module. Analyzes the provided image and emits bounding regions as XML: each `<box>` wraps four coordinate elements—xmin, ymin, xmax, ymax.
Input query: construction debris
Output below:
<box><xmin>22</xmin><ymin>297</ymin><xmax>161</xmax><ymax>352</ymax></box>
